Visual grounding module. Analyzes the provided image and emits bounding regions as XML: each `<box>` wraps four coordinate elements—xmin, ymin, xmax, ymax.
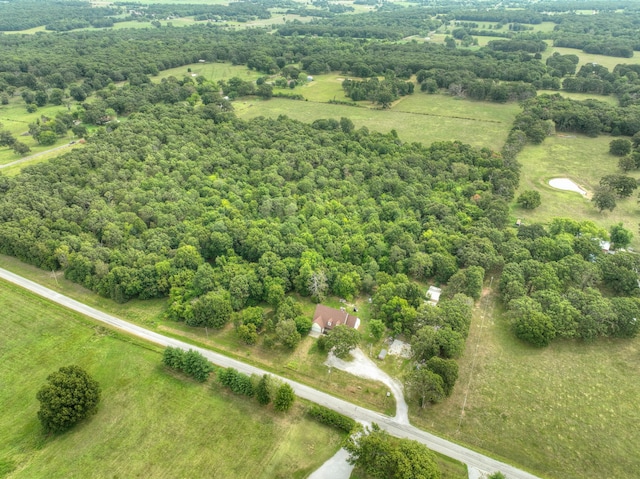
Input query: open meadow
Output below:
<box><xmin>154</xmin><ymin>62</ymin><xmax>264</xmax><ymax>83</ymax></box>
<box><xmin>0</xmin><ymin>99</ymin><xmax>73</xmax><ymax>165</ymax></box>
<box><xmin>0</xmin><ymin>279</ymin><xmax>347</xmax><ymax>479</ymax></box>
<box><xmin>512</xmin><ymin>134</ymin><xmax>640</xmax><ymax>249</ymax></box>
<box><xmin>541</xmin><ymin>45</ymin><xmax>640</xmax><ymax>72</ymax></box>
<box><xmin>408</xmin><ymin>290</ymin><xmax>640</xmax><ymax>479</ymax></box>
<box><xmin>235</xmin><ymin>93</ymin><xmax>516</xmax><ymax>150</ymax></box>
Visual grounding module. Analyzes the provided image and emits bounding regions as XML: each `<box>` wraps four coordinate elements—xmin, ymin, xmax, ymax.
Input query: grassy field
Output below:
<box><xmin>0</xmin><ymin>279</ymin><xmax>345</xmax><ymax>479</ymax></box>
<box><xmin>536</xmin><ymin>90</ymin><xmax>618</xmax><ymax>105</ymax></box>
<box><xmin>408</xmin><ymin>289</ymin><xmax>640</xmax><ymax>479</ymax></box>
<box><xmin>154</xmin><ymin>62</ymin><xmax>263</xmax><ymax>83</ymax></box>
<box><xmin>0</xmin><ymin>254</ymin><xmax>395</xmax><ymax>415</ymax></box>
<box><xmin>0</xmin><ymin>98</ymin><xmax>74</xmax><ymax>165</ymax></box>
<box><xmin>236</xmin><ymin>93</ymin><xmax>517</xmax><ymax>150</ymax></box>
<box><xmin>512</xmin><ymin>133</ymin><xmax>640</xmax><ymax>249</ymax></box>
<box><xmin>542</xmin><ymin>45</ymin><xmax>640</xmax><ymax>71</ymax></box>
<box><xmin>0</xmin><ymin>143</ymin><xmax>85</xmax><ymax>177</ymax></box>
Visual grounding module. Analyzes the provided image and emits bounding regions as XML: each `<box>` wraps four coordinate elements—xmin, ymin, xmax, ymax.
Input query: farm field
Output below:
<box><xmin>542</xmin><ymin>45</ymin><xmax>640</xmax><ymax>71</ymax></box>
<box><xmin>512</xmin><ymin>134</ymin><xmax>640</xmax><ymax>249</ymax></box>
<box><xmin>154</xmin><ymin>62</ymin><xmax>263</xmax><ymax>83</ymax></box>
<box><xmin>536</xmin><ymin>90</ymin><xmax>618</xmax><ymax>105</ymax></box>
<box><xmin>0</xmin><ymin>279</ymin><xmax>345</xmax><ymax>479</ymax></box>
<box><xmin>0</xmin><ymin>254</ymin><xmax>394</xmax><ymax>416</ymax></box>
<box><xmin>409</xmin><ymin>290</ymin><xmax>640</xmax><ymax>479</ymax></box>
<box><xmin>0</xmin><ymin>100</ymin><xmax>74</xmax><ymax>165</ymax></box>
<box><xmin>235</xmin><ymin>95</ymin><xmax>516</xmax><ymax>150</ymax></box>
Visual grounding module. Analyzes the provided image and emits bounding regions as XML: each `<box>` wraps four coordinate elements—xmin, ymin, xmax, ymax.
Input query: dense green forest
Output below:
<box><xmin>0</xmin><ymin>0</ymin><xmax>639</xmax><ymax>351</ymax></box>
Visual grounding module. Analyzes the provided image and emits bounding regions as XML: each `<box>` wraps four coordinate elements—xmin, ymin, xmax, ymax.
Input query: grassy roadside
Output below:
<box><xmin>0</xmin><ymin>279</ymin><xmax>345</xmax><ymax>479</ymax></box>
<box><xmin>0</xmin><ymin>254</ymin><xmax>394</xmax><ymax>415</ymax></box>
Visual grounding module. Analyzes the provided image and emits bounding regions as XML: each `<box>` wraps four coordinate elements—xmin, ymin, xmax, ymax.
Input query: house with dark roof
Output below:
<box><xmin>311</xmin><ymin>304</ymin><xmax>360</xmax><ymax>336</ymax></box>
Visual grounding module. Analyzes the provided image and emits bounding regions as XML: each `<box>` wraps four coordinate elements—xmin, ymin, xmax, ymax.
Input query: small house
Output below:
<box><xmin>377</xmin><ymin>349</ymin><xmax>388</xmax><ymax>360</ymax></box>
<box><xmin>311</xmin><ymin>304</ymin><xmax>360</xmax><ymax>335</ymax></box>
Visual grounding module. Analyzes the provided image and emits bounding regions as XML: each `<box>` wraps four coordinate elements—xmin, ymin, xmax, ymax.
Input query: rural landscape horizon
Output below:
<box><xmin>1</xmin><ymin>1</ymin><xmax>640</xmax><ymax>478</ymax></box>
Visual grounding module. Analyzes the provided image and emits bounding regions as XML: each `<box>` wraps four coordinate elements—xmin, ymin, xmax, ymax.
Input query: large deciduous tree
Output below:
<box><xmin>592</xmin><ymin>187</ymin><xmax>617</xmax><ymax>212</ymax></box>
<box><xmin>346</xmin><ymin>423</ymin><xmax>441</xmax><ymax>479</ymax></box>
<box><xmin>405</xmin><ymin>367</ymin><xmax>445</xmax><ymax>408</ymax></box>
<box><xmin>325</xmin><ymin>324</ymin><xmax>361</xmax><ymax>358</ymax></box>
<box><xmin>517</xmin><ymin>190</ymin><xmax>542</xmax><ymax>209</ymax></box>
<box><xmin>36</xmin><ymin>365</ymin><xmax>101</xmax><ymax>432</ymax></box>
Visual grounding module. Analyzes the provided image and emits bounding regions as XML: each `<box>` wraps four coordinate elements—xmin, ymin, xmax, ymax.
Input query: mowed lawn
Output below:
<box><xmin>0</xmin><ymin>280</ymin><xmax>344</xmax><ymax>479</ymax></box>
<box><xmin>512</xmin><ymin>134</ymin><xmax>640</xmax><ymax>248</ymax></box>
<box><xmin>410</xmin><ymin>291</ymin><xmax>640</xmax><ymax>479</ymax></box>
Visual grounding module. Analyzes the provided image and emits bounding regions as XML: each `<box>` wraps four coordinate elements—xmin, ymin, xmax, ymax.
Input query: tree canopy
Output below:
<box><xmin>36</xmin><ymin>365</ymin><xmax>101</xmax><ymax>433</ymax></box>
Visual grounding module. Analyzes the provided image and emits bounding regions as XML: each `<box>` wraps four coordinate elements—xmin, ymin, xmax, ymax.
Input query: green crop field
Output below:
<box><xmin>409</xmin><ymin>290</ymin><xmax>640</xmax><ymax>479</ymax></box>
<box><xmin>512</xmin><ymin>134</ymin><xmax>640</xmax><ymax>249</ymax></box>
<box><xmin>0</xmin><ymin>279</ymin><xmax>345</xmax><ymax>479</ymax></box>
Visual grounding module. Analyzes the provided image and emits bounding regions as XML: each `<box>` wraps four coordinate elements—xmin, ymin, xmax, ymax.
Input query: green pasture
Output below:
<box><xmin>236</xmin><ymin>94</ymin><xmax>516</xmax><ymax>150</ymax></box>
<box><xmin>294</xmin><ymin>73</ymin><xmax>348</xmax><ymax>102</ymax></box>
<box><xmin>0</xmin><ymin>143</ymin><xmax>83</xmax><ymax>177</ymax></box>
<box><xmin>513</xmin><ymin>133</ymin><xmax>640</xmax><ymax>249</ymax></box>
<box><xmin>0</xmin><ymin>98</ymin><xmax>75</xmax><ymax>165</ymax></box>
<box><xmin>542</xmin><ymin>45</ymin><xmax>640</xmax><ymax>71</ymax></box>
<box><xmin>227</xmin><ymin>13</ymin><xmax>313</xmax><ymax>29</ymax></box>
<box><xmin>113</xmin><ymin>0</ymin><xmax>231</xmax><ymax>4</ymax></box>
<box><xmin>0</xmin><ymin>279</ymin><xmax>344</xmax><ymax>479</ymax></box>
<box><xmin>536</xmin><ymin>89</ymin><xmax>618</xmax><ymax>105</ymax></box>
<box><xmin>393</xmin><ymin>93</ymin><xmax>520</xmax><ymax>125</ymax></box>
<box><xmin>410</xmin><ymin>290</ymin><xmax>640</xmax><ymax>479</ymax></box>
<box><xmin>2</xmin><ymin>25</ymin><xmax>47</xmax><ymax>34</ymax></box>
<box><xmin>0</xmin><ymin>254</ymin><xmax>394</xmax><ymax>415</ymax></box>
<box><xmin>153</xmin><ymin>62</ymin><xmax>263</xmax><ymax>83</ymax></box>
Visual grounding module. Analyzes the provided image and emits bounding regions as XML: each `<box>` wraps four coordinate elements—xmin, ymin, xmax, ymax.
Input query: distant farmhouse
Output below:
<box><xmin>311</xmin><ymin>304</ymin><xmax>360</xmax><ymax>336</ymax></box>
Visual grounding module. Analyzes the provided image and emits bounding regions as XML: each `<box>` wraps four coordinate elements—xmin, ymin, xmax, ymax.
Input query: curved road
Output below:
<box><xmin>0</xmin><ymin>267</ymin><xmax>541</xmax><ymax>479</ymax></box>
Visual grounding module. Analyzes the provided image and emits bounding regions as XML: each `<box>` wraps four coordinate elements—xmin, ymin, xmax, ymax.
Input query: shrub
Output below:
<box><xmin>307</xmin><ymin>405</ymin><xmax>356</xmax><ymax>433</ymax></box>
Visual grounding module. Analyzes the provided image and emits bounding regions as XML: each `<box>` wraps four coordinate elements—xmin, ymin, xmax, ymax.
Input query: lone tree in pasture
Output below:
<box><xmin>609</xmin><ymin>138</ymin><xmax>632</xmax><ymax>156</ymax></box>
<box><xmin>592</xmin><ymin>187</ymin><xmax>617</xmax><ymax>212</ymax></box>
<box><xmin>37</xmin><ymin>365</ymin><xmax>101</xmax><ymax>433</ymax></box>
<box><xmin>516</xmin><ymin>190</ymin><xmax>541</xmax><ymax>209</ymax></box>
